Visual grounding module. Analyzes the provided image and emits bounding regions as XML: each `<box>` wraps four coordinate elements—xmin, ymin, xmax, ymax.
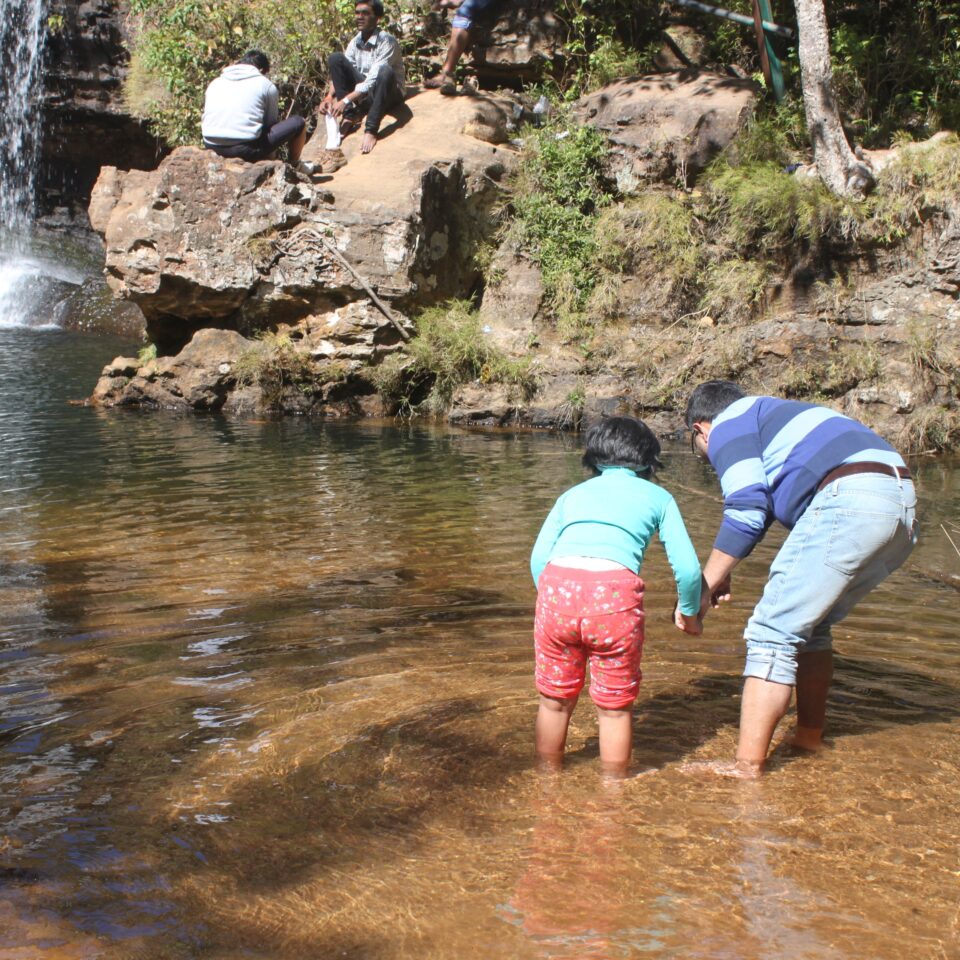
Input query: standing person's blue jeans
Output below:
<box><xmin>743</xmin><ymin>472</ymin><xmax>919</xmax><ymax>685</ymax></box>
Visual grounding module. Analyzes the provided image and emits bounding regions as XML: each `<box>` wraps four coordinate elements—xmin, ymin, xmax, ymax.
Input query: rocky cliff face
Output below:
<box><xmin>88</xmin><ymin>90</ymin><xmax>517</xmax><ymax>412</ymax></box>
<box><xmin>41</xmin><ymin>0</ymin><xmax>163</xmax><ymax>226</ymax></box>
<box><xmin>85</xmin><ymin>77</ymin><xmax>960</xmax><ymax>450</ymax></box>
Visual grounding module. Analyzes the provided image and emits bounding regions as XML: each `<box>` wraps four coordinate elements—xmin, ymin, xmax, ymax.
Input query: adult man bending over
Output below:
<box><xmin>321</xmin><ymin>0</ymin><xmax>405</xmax><ymax>155</ymax></box>
<box><xmin>202</xmin><ymin>51</ymin><xmax>306</xmax><ymax>163</ymax></box>
<box><xmin>685</xmin><ymin>380</ymin><xmax>918</xmax><ymax>777</ymax></box>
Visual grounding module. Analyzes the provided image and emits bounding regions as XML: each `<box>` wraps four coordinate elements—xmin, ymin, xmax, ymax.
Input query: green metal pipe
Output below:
<box><xmin>670</xmin><ymin>0</ymin><xmax>794</xmax><ymax>39</ymax></box>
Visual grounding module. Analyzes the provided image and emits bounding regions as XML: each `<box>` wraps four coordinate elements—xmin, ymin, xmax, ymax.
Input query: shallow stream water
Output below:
<box><xmin>0</xmin><ymin>327</ymin><xmax>957</xmax><ymax>959</ymax></box>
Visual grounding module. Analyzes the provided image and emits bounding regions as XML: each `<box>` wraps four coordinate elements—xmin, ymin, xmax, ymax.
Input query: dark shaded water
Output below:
<box><xmin>0</xmin><ymin>327</ymin><xmax>958</xmax><ymax>959</ymax></box>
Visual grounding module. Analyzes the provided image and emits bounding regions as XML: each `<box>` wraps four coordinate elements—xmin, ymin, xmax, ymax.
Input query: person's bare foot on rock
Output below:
<box><xmin>679</xmin><ymin>758</ymin><xmax>764</xmax><ymax>779</ymax></box>
<box><xmin>361</xmin><ymin>131</ymin><xmax>378</xmax><ymax>154</ymax></box>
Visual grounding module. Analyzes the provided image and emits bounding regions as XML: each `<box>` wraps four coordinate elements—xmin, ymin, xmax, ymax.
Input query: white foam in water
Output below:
<box><xmin>0</xmin><ymin>248</ymin><xmax>85</xmax><ymax>329</ymax></box>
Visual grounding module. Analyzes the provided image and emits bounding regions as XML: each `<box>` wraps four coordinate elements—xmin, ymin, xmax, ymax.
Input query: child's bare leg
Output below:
<box><xmin>536</xmin><ymin>694</ymin><xmax>577</xmax><ymax>769</ymax></box>
<box><xmin>597</xmin><ymin>706</ymin><xmax>632</xmax><ymax>778</ymax></box>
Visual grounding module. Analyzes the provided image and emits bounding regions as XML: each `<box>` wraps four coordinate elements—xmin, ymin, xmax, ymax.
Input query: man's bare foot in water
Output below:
<box><xmin>361</xmin><ymin>131</ymin><xmax>377</xmax><ymax>154</ymax></box>
<box><xmin>785</xmin><ymin>726</ymin><xmax>826</xmax><ymax>752</ymax></box>
<box><xmin>679</xmin><ymin>758</ymin><xmax>764</xmax><ymax>779</ymax></box>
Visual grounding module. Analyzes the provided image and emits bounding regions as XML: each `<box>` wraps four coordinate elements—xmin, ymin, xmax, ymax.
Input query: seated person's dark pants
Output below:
<box><xmin>206</xmin><ymin>115</ymin><xmax>305</xmax><ymax>161</ymax></box>
<box><xmin>328</xmin><ymin>53</ymin><xmax>403</xmax><ymax>135</ymax></box>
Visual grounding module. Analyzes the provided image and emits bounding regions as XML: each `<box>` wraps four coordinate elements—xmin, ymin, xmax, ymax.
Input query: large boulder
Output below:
<box><xmin>89</xmin><ymin>90</ymin><xmax>517</xmax><ymax>354</ymax></box>
<box><xmin>91</xmin><ymin>328</ymin><xmax>253</xmax><ymax>410</ymax></box>
<box><xmin>573</xmin><ymin>72</ymin><xmax>758</xmax><ymax>189</ymax></box>
<box><xmin>471</xmin><ymin>0</ymin><xmax>565</xmax><ymax>81</ymax></box>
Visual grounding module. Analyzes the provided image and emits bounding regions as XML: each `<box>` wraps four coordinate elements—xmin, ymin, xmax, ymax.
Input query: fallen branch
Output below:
<box><xmin>275</xmin><ymin>227</ymin><xmax>411</xmax><ymax>342</ymax></box>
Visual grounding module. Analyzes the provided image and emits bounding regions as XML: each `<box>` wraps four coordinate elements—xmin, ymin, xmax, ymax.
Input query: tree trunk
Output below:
<box><xmin>794</xmin><ymin>0</ymin><xmax>873</xmax><ymax>197</ymax></box>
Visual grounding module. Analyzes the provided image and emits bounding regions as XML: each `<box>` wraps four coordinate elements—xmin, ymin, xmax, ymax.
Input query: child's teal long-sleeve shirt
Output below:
<box><xmin>530</xmin><ymin>467</ymin><xmax>702</xmax><ymax>615</ymax></box>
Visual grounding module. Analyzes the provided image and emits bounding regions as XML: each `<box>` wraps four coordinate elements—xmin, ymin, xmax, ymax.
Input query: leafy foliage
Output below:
<box><xmin>553</xmin><ymin>0</ymin><xmax>661</xmax><ymax>98</ymax></box>
<box><xmin>374</xmin><ymin>301</ymin><xmax>535</xmax><ymax>414</ymax></box>
<box><xmin>692</xmin><ymin>0</ymin><xmax>960</xmax><ymax>147</ymax></box>
<box><xmin>125</xmin><ymin>0</ymin><xmax>357</xmax><ymax>144</ymax></box>
<box><xmin>234</xmin><ymin>331</ymin><xmax>318</xmax><ymax>410</ymax></box>
<box><xmin>507</xmin><ymin>119</ymin><xmax>614</xmax><ymax>334</ymax></box>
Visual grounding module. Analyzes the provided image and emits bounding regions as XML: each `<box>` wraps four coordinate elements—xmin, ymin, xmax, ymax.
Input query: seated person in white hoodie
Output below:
<box><xmin>201</xmin><ymin>50</ymin><xmax>306</xmax><ymax>163</ymax></box>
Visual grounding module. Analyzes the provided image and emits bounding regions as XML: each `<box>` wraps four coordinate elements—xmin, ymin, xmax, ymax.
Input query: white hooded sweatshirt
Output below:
<box><xmin>201</xmin><ymin>64</ymin><xmax>279</xmax><ymax>145</ymax></box>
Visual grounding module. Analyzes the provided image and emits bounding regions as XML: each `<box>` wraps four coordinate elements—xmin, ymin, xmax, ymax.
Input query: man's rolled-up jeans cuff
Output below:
<box><xmin>743</xmin><ymin>643</ymin><xmax>798</xmax><ymax>686</ymax></box>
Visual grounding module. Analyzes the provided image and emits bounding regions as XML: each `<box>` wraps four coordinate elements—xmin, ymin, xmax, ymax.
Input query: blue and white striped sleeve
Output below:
<box><xmin>709</xmin><ymin>403</ymin><xmax>772</xmax><ymax>558</ymax></box>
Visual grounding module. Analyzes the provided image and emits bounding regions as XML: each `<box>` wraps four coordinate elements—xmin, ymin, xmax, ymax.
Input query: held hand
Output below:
<box><xmin>674</xmin><ymin>607</ymin><xmax>703</xmax><ymax>636</ymax></box>
<box><xmin>319</xmin><ymin>96</ymin><xmax>335</xmax><ymax>116</ymax></box>
<box><xmin>710</xmin><ymin>575</ymin><xmax>732</xmax><ymax>607</ymax></box>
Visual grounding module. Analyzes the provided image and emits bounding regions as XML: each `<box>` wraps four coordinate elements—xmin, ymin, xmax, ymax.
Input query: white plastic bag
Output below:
<box><xmin>325</xmin><ymin>113</ymin><xmax>342</xmax><ymax>150</ymax></box>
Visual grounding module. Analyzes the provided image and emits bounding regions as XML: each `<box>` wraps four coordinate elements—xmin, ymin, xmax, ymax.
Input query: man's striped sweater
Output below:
<box><xmin>708</xmin><ymin>396</ymin><xmax>906</xmax><ymax>558</ymax></box>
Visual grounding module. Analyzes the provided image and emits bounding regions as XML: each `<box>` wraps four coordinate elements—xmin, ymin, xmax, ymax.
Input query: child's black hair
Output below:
<box><xmin>684</xmin><ymin>379</ymin><xmax>746</xmax><ymax>427</ymax></box>
<box><xmin>581</xmin><ymin>416</ymin><xmax>663</xmax><ymax>477</ymax></box>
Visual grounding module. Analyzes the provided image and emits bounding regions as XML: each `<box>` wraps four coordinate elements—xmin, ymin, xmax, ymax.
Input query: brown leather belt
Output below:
<box><xmin>816</xmin><ymin>461</ymin><xmax>912</xmax><ymax>493</ymax></box>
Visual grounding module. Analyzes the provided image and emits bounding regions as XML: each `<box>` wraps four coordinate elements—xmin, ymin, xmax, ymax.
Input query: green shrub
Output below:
<box><xmin>699</xmin><ymin>258</ymin><xmax>770</xmax><ymax>322</ymax></box>
<box><xmin>595</xmin><ymin>194</ymin><xmax>702</xmax><ymax>295</ymax></box>
<box><xmin>124</xmin><ymin>0</ymin><xmax>353</xmax><ymax>144</ymax></box>
<box><xmin>554</xmin><ymin>0</ymin><xmax>661</xmax><ymax>99</ymax></box>
<box><xmin>508</xmin><ymin>119</ymin><xmax>614</xmax><ymax>333</ymax></box>
<box><xmin>705</xmin><ymin>160</ymin><xmax>863</xmax><ymax>253</ymax></box>
<box><xmin>234</xmin><ymin>331</ymin><xmax>318</xmax><ymax>409</ymax></box>
<box><xmin>375</xmin><ymin>300</ymin><xmax>535</xmax><ymax>413</ymax></box>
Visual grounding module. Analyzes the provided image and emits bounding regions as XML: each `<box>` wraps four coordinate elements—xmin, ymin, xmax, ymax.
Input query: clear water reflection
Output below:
<box><xmin>0</xmin><ymin>328</ymin><xmax>957</xmax><ymax>958</ymax></box>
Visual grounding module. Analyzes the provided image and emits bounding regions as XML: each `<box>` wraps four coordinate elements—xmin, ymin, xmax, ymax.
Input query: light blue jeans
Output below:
<box><xmin>743</xmin><ymin>473</ymin><xmax>919</xmax><ymax>686</ymax></box>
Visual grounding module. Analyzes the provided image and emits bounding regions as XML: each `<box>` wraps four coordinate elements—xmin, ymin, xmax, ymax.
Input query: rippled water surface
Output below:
<box><xmin>0</xmin><ymin>327</ymin><xmax>958</xmax><ymax>959</ymax></box>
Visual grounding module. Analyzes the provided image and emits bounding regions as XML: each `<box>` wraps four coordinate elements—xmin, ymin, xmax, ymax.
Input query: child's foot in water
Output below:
<box><xmin>679</xmin><ymin>758</ymin><xmax>764</xmax><ymax>779</ymax></box>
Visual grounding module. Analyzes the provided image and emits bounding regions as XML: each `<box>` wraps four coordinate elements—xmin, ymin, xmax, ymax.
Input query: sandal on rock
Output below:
<box><xmin>425</xmin><ymin>73</ymin><xmax>457</xmax><ymax>95</ymax></box>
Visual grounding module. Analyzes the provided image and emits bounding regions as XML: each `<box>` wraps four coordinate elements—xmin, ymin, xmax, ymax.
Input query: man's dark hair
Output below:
<box><xmin>684</xmin><ymin>380</ymin><xmax>747</xmax><ymax>427</ymax></box>
<box><xmin>356</xmin><ymin>0</ymin><xmax>384</xmax><ymax>16</ymax></box>
<box><xmin>240</xmin><ymin>49</ymin><xmax>271</xmax><ymax>73</ymax></box>
<box><xmin>582</xmin><ymin>416</ymin><xmax>663</xmax><ymax>477</ymax></box>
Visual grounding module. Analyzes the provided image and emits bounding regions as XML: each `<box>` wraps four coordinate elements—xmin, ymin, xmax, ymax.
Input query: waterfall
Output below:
<box><xmin>0</xmin><ymin>0</ymin><xmax>45</xmax><ymax>235</ymax></box>
<box><xmin>0</xmin><ymin>0</ymin><xmax>71</xmax><ymax>328</ymax></box>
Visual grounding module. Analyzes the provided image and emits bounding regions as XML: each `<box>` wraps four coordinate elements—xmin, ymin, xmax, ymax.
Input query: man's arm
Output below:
<box><xmin>700</xmin><ymin>547</ymin><xmax>739</xmax><ymax>616</ymax></box>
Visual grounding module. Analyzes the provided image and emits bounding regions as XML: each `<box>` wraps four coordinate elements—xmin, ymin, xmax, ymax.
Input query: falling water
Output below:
<box><xmin>0</xmin><ymin>0</ymin><xmax>82</xmax><ymax>328</ymax></box>
<box><xmin>0</xmin><ymin>0</ymin><xmax>45</xmax><ymax>234</ymax></box>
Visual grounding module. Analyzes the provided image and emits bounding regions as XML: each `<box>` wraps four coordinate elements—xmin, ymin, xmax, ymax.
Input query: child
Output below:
<box><xmin>530</xmin><ymin>416</ymin><xmax>703</xmax><ymax>776</ymax></box>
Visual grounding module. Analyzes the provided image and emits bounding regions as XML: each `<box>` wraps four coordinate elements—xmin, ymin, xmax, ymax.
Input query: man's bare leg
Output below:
<box><xmin>425</xmin><ymin>27</ymin><xmax>471</xmax><ymax>87</ymax></box>
<box><xmin>791</xmin><ymin>649</ymin><xmax>833</xmax><ymax>750</ymax></box>
<box><xmin>288</xmin><ymin>124</ymin><xmax>307</xmax><ymax>163</ymax></box>
<box><xmin>361</xmin><ymin>131</ymin><xmax>378</xmax><ymax>154</ymax></box>
<box><xmin>733</xmin><ymin>676</ymin><xmax>793</xmax><ymax>775</ymax></box>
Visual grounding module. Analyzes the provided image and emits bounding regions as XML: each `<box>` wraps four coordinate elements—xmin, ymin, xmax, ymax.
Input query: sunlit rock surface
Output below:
<box><xmin>88</xmin><ymin>91</ymin><xmax>517</xmax><ymax>359</ymax></box>
<box><xmin>573</xmin><ymin>72</ymin><xmax>758</xmax><ymax>189</ymax></box>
